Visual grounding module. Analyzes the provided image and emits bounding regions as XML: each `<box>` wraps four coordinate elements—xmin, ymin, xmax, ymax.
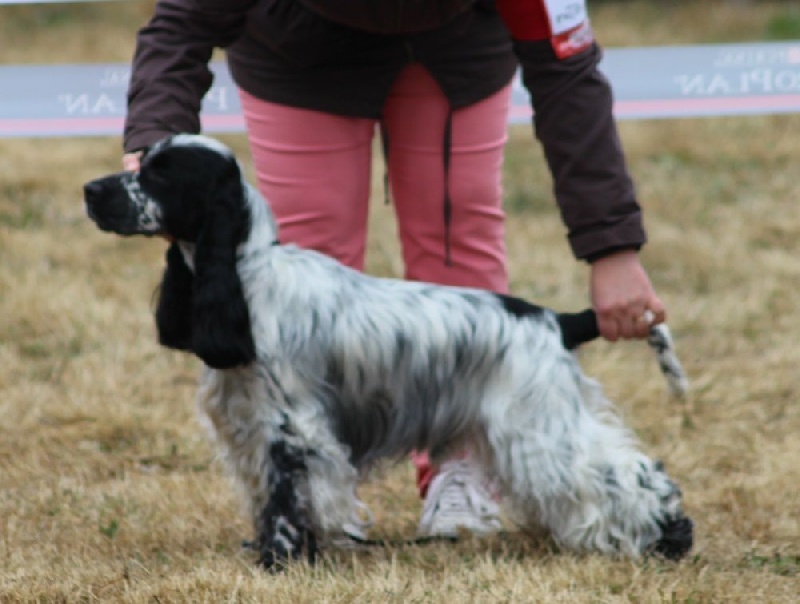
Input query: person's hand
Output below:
<box><xmin>122</xmin><ymin>151</ymin><xmax>143</xmax><ymax>172</ymax></box>
<box><xmin>590</xmin><ymin>249</ymin><xmax>665</xmax><ymax>341</ymax></box>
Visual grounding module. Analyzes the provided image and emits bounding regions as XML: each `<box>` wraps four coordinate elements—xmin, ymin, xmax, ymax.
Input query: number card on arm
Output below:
<box><xmin>496</xmin><ymin>0</ymin><xmax>594</xmax><ymax>58</ymax></box>
<box><xmin>542</xmin><ymin>0</ymin><xmax>593</xmax><ymax>58</ymax></box>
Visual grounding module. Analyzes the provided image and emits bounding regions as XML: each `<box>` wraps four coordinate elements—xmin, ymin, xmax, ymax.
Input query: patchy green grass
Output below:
<box><xmin>765</xmin><ymin>7</ymin><xmax>800</xmax><ymax>40</ymax></box>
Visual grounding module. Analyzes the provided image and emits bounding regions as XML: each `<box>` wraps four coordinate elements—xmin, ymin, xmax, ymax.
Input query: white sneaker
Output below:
<box><xmin>328</xmin><ymin>493</ymin><xmax>374</xmax><ymax>548</ymax></box>
<box><xmin>328</xmin><ymin>526</ymin><xmax>367</xmax><ymax>549</ymax></box>
<box><xmin>417</xmin><ymin>459</ymin><xmax>504</xmax><ymax>537</ymax></box>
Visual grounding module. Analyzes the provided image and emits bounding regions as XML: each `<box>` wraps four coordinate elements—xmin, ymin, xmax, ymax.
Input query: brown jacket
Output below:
<box><xmin>125</xmin><ymin>0</ymin><xmax>645</xmax><ymax>261</ymax></box>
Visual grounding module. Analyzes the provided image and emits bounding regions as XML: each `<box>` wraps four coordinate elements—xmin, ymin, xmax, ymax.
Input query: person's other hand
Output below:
<box><xmin>590</xmin><ymin>249</ymin><xmax>665</xmax><ymax>341</ymax></box>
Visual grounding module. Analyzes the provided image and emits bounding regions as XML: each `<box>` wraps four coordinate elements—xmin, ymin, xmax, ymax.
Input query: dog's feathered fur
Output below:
<box><xmin>84</xmin><ymin>134</ymin><xmax>693</xmax><ymax>569</ymax></box>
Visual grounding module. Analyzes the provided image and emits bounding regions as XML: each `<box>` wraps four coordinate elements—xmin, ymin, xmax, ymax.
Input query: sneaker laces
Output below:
<box><xmin>418</xmin><ymin>459</ymin><xmax>502</xmax><ymax>535</ymax></box>
<box><xmin>344</xmin><ymin>496</ymin><xmax>374</xmax><ymax>537</ymax></box>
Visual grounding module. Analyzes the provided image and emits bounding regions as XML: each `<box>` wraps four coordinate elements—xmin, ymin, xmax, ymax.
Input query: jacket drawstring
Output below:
<box><xmin>380</xmin><ymin>108</ymin><xmax>454</xmax><ymax>267</ymax></box>
<box><xmin>379</xmin><ymin>120</ymin><xmax>391</xmax><ymax>206</ymax></box>
<box><xmin>442</xmin><ymin>107</ymin><xmax>453</xmax><ymax>266</ymax></box>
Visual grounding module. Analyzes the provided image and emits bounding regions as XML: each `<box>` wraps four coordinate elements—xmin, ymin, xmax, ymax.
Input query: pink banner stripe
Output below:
<box><xmin>201</xmin><ymin>115</ymin><xmax>247</xmax><ymax>129</ymax></box>
<box><xmin>616</xmin><ymin>94</ymin><xmax>800</xmax><ymax>115</ymax></box>
<box><xmin>507</xmin><ymin>94</ymin><xmax>800</xmax><ymax>122</ymax></box>
<box><xmin>0</xmin><ymin>115</ymin><xmax>246</xmax><ymax>136</ymax></box>
<box><xmin>0</xmin><ymin>117</ymin><xmax>124</xmax><ymax>133</ymax></box>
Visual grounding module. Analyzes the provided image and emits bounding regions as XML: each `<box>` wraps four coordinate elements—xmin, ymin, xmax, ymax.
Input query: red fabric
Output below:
<box><xmin>413</xmin><ymin>451</ymin><xmax>435</xmax><ymax>498</ymax></box>
<box><xmin>495</xmin><ymin>0</ymin><xmax>551</xmax><ymax>40</ymax></box>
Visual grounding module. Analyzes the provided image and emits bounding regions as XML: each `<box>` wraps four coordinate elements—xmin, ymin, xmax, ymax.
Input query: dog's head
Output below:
<box><xmin>84</xmin><ymin>134</ymin><xmax>256</xmax><ymax>369</ymax></box>
<box><xmin>84</xmin><ymin>134</ymin><xmax>245</xmax><ymax>241</ymax></box>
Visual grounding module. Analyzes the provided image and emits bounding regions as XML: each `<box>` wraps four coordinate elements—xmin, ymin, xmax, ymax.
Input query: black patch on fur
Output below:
<box><xmin>495</xmin><ymin>293</ymin><xmax>546</xmax><ymax>320</ymax></box>
<box><xmin>324</xmin><ymin>357</ymin><xmax>392</xmax><ymax>467</ymax></box>
<box><xmin>256</xmin><ymin>441</ymin><xmax>318</xmax><ymax>571</ymax></box>
<box><xmin>652</xmin><ymin>515</ymin><xmax>694</xmax><ymax>561</ymax></box>
<box><xmin>603</xmin><ymin>466</ymin><xmax>619</xmax><ymax>489</ymax></box>
<box><xmin>495</xmin><ymin>294</ymin><xmax>599</xmax><ymax>350</ymax></box>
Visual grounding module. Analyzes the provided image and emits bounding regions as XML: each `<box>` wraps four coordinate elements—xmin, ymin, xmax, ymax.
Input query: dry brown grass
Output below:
<box><xmin>1</xmin><ymin>1</ymin><xmax>799</xmax><ymax>602</ymax></box>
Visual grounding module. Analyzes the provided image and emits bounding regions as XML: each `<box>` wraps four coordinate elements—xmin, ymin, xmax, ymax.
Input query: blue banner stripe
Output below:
<box><xmin>2</xmin><ymin>41</ymin><xmax>799</xmax><ymax>138</ymax></box>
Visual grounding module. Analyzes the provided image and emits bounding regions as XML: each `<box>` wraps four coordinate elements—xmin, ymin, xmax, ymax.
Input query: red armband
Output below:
<box><xmin>495</xmin><ymin>0</ymin><xmax>594</xmax><ymax>58</ymax></box>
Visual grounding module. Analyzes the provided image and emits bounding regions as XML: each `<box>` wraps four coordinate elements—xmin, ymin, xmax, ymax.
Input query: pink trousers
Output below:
<box><xmin>239</xmin><ymin>63</ymin><xmax>511</xmax><ymax>497</ymax></box>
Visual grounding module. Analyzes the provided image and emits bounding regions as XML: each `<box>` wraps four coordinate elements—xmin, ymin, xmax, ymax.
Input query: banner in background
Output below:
<box><xmin>2</xmin><ymin>41</ymin><xmax>799</xmax><ymax>138</ymax></box>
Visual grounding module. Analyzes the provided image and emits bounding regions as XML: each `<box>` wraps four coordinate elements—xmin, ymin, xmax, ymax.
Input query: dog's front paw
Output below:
<box><xmin>256</xmin><ymin>519</ymin><xmax>318</xmax><ymax>572</ymax></box>
<box><xmin>257</xmin><ymin>546</ymin><xmax>291</xmax><ymax>572</ymax></box>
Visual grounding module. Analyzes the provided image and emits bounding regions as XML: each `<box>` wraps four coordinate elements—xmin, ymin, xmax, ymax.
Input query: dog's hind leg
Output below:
<box><xmin>254</xmin><ymin>440</ymin><xmax>318</xmax><ymax>571</ymax></box>
<box><xmin>485</xmin><ymin>356</ymin><xmax>692</xmax><ymax>559</ymax></box>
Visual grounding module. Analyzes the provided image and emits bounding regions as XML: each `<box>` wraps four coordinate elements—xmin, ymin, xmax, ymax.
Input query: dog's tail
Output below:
<box><xmin>557</xmin><ymin>309</ymin><xmax>689</xmax><ymax>398</ymax></box>
<box><xmin>556</xmin><ymin>309</ymin><xmax>600</xmax><ymax>350</ymax></box>
<box><xmin>646</xmin><ymin>323</ymin><xmax>690</xmax><ymax>398</ymax></box>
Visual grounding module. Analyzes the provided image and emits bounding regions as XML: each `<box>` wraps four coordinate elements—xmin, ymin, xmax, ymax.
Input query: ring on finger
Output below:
<box><xmin>638</xmin><ymin>309</ymin><xmax>655</xmax><ymax>326</ymax></box>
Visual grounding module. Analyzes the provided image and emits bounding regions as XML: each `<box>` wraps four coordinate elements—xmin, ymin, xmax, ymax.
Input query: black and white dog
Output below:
<box><xmin>84</xmin><ymin>134</ymin><xmax>693</xmax><ymax>569</ymax></box>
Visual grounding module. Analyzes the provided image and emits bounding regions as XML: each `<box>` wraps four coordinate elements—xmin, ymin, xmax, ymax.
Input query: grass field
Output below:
<box><xmin>1</xmin><ymin>1</ymin><xmax>799</xmax><ymax>602</ymax></box>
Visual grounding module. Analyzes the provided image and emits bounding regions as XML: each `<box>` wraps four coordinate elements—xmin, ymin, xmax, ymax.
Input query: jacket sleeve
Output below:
<box><xmin>495</xmin><ymin>0</ymin><xmax>645</xmax><ymax>261</ymax></box>
<box><xmin>124</xmin><ymin>0</ymin><xmax>255</xmax><ymax>152</ymax></box>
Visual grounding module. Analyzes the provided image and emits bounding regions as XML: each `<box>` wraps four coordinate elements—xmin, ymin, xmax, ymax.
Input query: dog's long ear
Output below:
<box><xmin>191</xmin><ymin>163</ymin><xmax>256</xmax><ymax>369</ymax></box>
<box><xmin>155</xmin><ymin>242</ymin><xmax>195</xmax><ymax>351</ymax></box>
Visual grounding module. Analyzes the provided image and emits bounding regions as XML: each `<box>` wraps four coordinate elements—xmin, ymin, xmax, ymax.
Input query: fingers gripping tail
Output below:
<box><xmin>557</xmin><ymin>309</ymin><xmax>689</xmax><ymax>398</ymax></box>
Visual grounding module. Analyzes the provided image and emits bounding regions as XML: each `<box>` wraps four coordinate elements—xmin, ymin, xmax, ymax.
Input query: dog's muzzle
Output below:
<box><xmin>84</xmin><ymin>172</ymin><xmax>164</xmax><ymax>236</ymax></box>
<box><xmin>84</xmin><ymin>176</ymin><xmax>122</xmax><ymax>231</ymax></box>
<box><xmin>83</xmin><ymin>178</ymin><xmax>109</xmax><ymax>220</ymax></box>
